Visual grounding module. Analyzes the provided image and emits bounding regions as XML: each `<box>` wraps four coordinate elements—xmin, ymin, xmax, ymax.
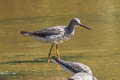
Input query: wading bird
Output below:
<box><xmin>52</xmin><ymin>56</ymin><xmax>97</xmax><ymax>80</ymax></box>
<box><xmin>20</xmin><ymin>18</ymin><xmax>91</xmax><ymax>62</ymax></box>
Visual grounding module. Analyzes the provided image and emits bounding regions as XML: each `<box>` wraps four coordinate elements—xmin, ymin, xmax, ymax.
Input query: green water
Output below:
<box><xmin>0</xmin><ymin>0</ymin><xmax>120</xmax><ymax>80</ymax></box>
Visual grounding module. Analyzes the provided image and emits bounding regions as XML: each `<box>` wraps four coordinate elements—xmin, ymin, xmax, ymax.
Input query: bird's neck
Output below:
<box><xmin>67</xmin><ymin>22</ymin><xmax>75</xmax><ymax>34</ymax></box>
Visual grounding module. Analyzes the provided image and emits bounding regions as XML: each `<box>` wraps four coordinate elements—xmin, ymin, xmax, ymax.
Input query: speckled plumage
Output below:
<box><xmin>20</xmin><ymin>18</ymin><xmax>91</xmax><ymax>62</ymax></box>
<box><xmin>21</xmin><ymin>25</ymin><xmax>74</xmax><ymax>44</ymax></box>
<box><xmin>52</xmin><ymin>56</ymin><xmax>97</xmax><ymax>80</ymax></box>
<box><xmin>52</xmin><ymin>56</ymin><xmax>92</xmax><ymax>75</ymax></box>
<box><xmin>20</xmin><ymin>18</ymin><xmax>90</xmax><ymax>44</ymax></box>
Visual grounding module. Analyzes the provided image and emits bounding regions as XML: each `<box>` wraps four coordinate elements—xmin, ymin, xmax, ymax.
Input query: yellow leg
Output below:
<box><xmin>48</xmin><ymin>44</ymin><xmax>54</xmax><ymax>62</ymax></box>
<box><xmin>56</xmin><ymin>45</ymin><xmax>61</xmax><ymax>72</ymax></box>
<box><xmin>56</xmin><ymin>44</ymin><xmax>61</xmax><ymax>60</ymax></box>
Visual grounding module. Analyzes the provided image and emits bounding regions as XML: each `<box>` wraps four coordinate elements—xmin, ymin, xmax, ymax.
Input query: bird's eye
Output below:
<box><xmin>75</xmin><ymin>21</ymin><xmax>78</xmax><ymax>23</ymax></box>
<box><xmin>74</xmin><ymin>21</ymin><xmax>77</xmax><ymax>23</ymax></box>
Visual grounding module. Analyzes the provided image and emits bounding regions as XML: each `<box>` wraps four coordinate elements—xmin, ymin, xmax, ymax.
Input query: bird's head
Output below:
<box><xmin>71</xmin><ymin>18</ymin><xmax>91</xmax><ymax>30</ymax></box>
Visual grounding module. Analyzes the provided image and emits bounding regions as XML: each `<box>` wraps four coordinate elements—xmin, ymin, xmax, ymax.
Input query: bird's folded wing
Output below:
<box><xmin>31</xmin><ymin>28</ymin><xmax>61</xmax><ymax>37</ymax></box>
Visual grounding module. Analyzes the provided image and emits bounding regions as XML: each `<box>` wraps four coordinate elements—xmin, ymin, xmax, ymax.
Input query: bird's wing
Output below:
<box><xmin>60</xmin><ymin>60</ymin><xmax>92</xmax><ymax>74</ymax></box>
<box><xmin>61</xmin><ymin>61</ymin><xmax>87</xmax><ymax>73</ymax></box>
<box><xmin>30</xmin><ymin>26</ymin><xmax>65</xmax><ymax>37</ymax></box>
<box><xmin>52</xmin><ymin>56</ymin><xmax>88</xmax><ymax>73</ymax></box>
<box><xmin>52</xmin><ymin>56</ymin><xmax>92</xmax><ymax>74</ymax></box>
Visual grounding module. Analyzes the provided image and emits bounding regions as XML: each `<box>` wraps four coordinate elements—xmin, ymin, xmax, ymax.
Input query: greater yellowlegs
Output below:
<box><xmin>20</xmin><ymin>18</ymin><xmax>91</xmax><ymax>62</ymax></box>
<box><xmin>52</xmin><ymin>56</ymin><xmax>97</xmax><ymax>80</ymax></box>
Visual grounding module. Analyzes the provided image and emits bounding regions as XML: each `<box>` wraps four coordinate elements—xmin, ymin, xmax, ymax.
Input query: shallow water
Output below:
<box><xmin>0</xmin><ymin>0</ymin><xmax>120</xmax><ymax>80</ymax></box>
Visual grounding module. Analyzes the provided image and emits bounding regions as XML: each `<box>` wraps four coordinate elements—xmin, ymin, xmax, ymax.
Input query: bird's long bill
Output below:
<box><xmin>79</xmin><ymin>24</ymin><xmax>91</xmax><ymax>30</ymax></box>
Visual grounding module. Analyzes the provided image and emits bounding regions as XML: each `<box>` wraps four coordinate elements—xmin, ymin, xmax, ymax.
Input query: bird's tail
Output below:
<box><xmin>20</xmin><ymin>31</ymin><xmax>32</xmax><ymax>36</ymax></box>
<box><xmin>51</xmin><ymin>56</ymin><xmax>61</xmax><ymax>64</ymax></box>
<box><xmin>51</xmin><ymin>56</ymin><xmax>66</xmax><ymax>67</ymax></box>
